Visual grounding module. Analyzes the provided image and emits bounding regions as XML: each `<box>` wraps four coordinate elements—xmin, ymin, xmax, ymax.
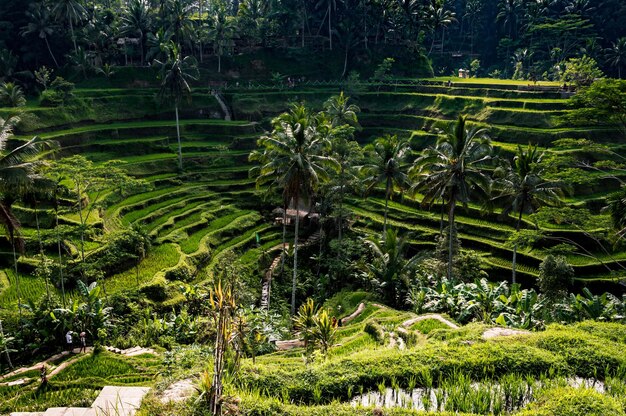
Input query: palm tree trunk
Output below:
<box><xmin>439</xmin><ymin>198</ymin><xmax>445</xmax><ymax>235</ymax></box>
<box><xmin>342</xmin><ymin>44</ymin><xmax>349</xmax><ymax>77</ymax></box>
<box><xmin>76</xmin><ymin>181</ymin><xmax>86</xmax><ymax>268</ymax></box>
<box><xmin>70</xmin><ymin>19</ymin><xmax>77</xmax><ymax>55</ymax></box>
<box><xmin>12</xmin><ymin>240</ymin><xmax>22</xmax><ymax>320</ymax></box>
<box><xmin>55</xmin><ymin>200</ymin><xmax>66</xmax><ymax>307</ymax></box>
<box><xmin>512</xmin><ymin>207</ymin><xmax>524</xmax><ymax>285</ymax></box>
<box><xmin>175</xmin><ymin>105</ymin><xmax>183</xmax><ymax>170</ymax></box>
<box><xmin>280</xmin><ymin>202</ymin><xmax>287</xmax><ymax>274</ymax></box>
<box><xmin>291</xmin><ymin>193</ymin><xmax>299</xmax><ymax>316</ymax></box>
<box><xmin>44</xmin><ymin>36</ymin><xmax>59</xmax><ymax>68</ymax></box>
<box><xmin>338</xmin><ymin>167</ymin><xmax>344</xmax><ymax>242</ymax></box>
<box><xmin>362</xmin><ymin>0</ymin><xmax>368</xmax><ymax>49</ymax></box>
<box><xmin>328</xmin><ymin>3</ymin><xmax>332</xmax><ymax>51</ymax></box>
<box><xmin>34</xmin><ymin>202</ymin><xmax>51</xmax><ymax>303</ymax></box>
<box><xmin>383</xmin><ymin>178</ymin><xmax>390</xmax><ymax>237</ymax></box>
<box><xmin>140</xmin><ymin>35</ymin><xmax>144</xmax><ymax>66</ymax></box>
<box><xmin>448</xmin><ymin>200</ymin><xmax>456</xmax><ymax>280</ymax></box>
<box><xmin>301</xmin><ymin>10</ymin><xmax>305</xmax><ymax>48</ymax></box>
<box><xmin>441</xmin><ymin>28</ymin><xmax>446</xmax><ymax>54</ymax></box>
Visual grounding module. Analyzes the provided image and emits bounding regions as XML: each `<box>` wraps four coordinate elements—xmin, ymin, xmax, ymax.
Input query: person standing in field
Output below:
<box><xmin>40</xmin><ymin>365</ymin><xmax>48</xmax><ymax>385</ymax></box>
<box><xmin>79</xmin><ymin>332</ymin><xmax>87</xmax><ymax>353</ymax></box>
<box><xmin>65</xmin><ymin>330</ymin><xmax>73</xmax><ymax>352</ymax></box>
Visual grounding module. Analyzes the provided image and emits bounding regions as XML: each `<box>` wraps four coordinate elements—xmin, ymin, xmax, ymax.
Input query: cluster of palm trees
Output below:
<box><xmin>249</xmin><ymin>95</ymin><xmax>569</xmax><ymax>313</ymax></box>
<box><xmin>365</xmin><ymin>116</ymin><xmax>564</xmax><ymax>285</ymax></box>
<box><xmin>18</xmin><ymin>0</ymin><xmax>237</xmax><ymax>74</ymax></box>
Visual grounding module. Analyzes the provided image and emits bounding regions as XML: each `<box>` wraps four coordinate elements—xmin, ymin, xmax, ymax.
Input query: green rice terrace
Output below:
<box><xmin>0</xmin><ymin>71</ymin><xmax>625</xmax><ymax>416</ymax></box>
<box><xmin>1</xmin><ymin>0</ymin><xmax>626</xmax><ymax>414</ymax></box>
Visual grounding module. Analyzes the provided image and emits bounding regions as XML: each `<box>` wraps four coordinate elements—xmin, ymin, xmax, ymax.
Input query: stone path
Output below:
<box><xmin>260</xmin><ymin>244</ymin><xmax>287</xmax><ymax>310</ymax></box>
<box><xmin>212</xmin><ymin>91</ymin><xmax>232</xmax><ymax>121</ymax></box>
<box><xmin>9</xmin><ymin>385</ymin><xmax>150</xmax><ymax>416</ymax></box>
<box><xmin>159</xmin><ymin>378</ymin><xmax>196</xmax><ymax>404</ymax></box>
<box><xmin>340</xmin><ymin>302</ymin><xmax>366</xmax><ymax>325</ymax></box>
<box><xmin>482</xmin><ymin>327</ymin><xmax>530</xmax><ymax>340</ymax></box>
<box><xmin>260</xmin><ymin>230</ymin><xmax>321</xmax><ymax>310</ymax></box>
<box><xmin>104</xmin><ymin>346</ymin><xmax>156</xmax><ymax>357</ymax></box>
<box><xmin>401</xmin><ymin>314</ymin><xmax>459</xmax><ymax>330</ymax></box>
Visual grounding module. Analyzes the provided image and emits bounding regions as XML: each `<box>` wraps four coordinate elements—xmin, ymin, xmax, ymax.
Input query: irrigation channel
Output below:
<box><xmin>350</xmin><ymin>376</ymin><xmax>605</xmax><ymax>413</ymax></box>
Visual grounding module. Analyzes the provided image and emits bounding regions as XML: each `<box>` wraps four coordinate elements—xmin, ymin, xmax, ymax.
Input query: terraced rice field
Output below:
<box><xmin>1</xmin><ymin>79</ymin><xmax>624</xmax><ymax>310</ymax></box>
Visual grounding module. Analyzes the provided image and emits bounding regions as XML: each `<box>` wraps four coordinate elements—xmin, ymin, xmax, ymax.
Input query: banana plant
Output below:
<box><xmin>572</xmin><ymin>288</ymin><xmax>616</xmax><ymax>321</ymax></box>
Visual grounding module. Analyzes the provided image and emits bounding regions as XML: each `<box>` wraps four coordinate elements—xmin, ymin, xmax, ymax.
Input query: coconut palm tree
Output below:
<box><xmin>52</xmin><ymin>0</ymin><xmax>86</xmax><ymax>55</ymax></box>
<box><xmin>166</xmin><ymin>0</ymin><xmax>196</xmax><ymax>51</ymax></box>
<box><xmin>324</xmin><ymin>91</ymin><xmax>360</xmax><ymax>128</ymax></box>
<box><xmin>155</xmin><ymin>42</ymin><xmax>199</xmax><ymax>171</ymax></box>
<box><xmin>492</xmin><ymin>144</ymin><xmax>564</xmax><ymax>283</ymax></box>
<box><xmin>360</xmin><ymin>134</ymin><xmax>411</xmax><ymax>237</ymax></box>
<box><xmin>251</xmin><ymin>104</ymin><xmax>338</xmax><ymax>315</ymax></box>
<box><xmin>0</xmin><ymin>83</ymin><xmax>26</xmax><ymax>108</ymax></box>
<box><xmin>315</xmin><ymin>0</ymin><xmax>341</xmax><ymax>51</ymax></box>
<box><xmin>322</xmin><ymin>94</ymin><xmax>361</xmax><ymax>241</ymax></box>
<box><xmin>147</xmin><ymin>28</ymin><xmax>173</xmax><ymax>62</ymax></box>
<box><xmin>207</xmin><ymin>9</ymin><xmax>237</xmax><ymax>73</ymax></box>
<box><xmin>21</xmin><ymin>4</ymin><xmax>59</xmax><ymax>68</ymax></box>
<box><xmin>120</xmin><ymin>0</ymin><xmax>152</xmax><ymax>65</ymax></box>
<box><xmin>0</xmin><ymin>116</ymin><xmax>49</xmax><ymax>317</ymax></box>
<box><xmin>362</xmin><ymin>228</ymin><xmax>420</xmax><ymax>307</ymax></box>
<box><xmin>411</xmin><ymin>115</ymin><xmax>492</xmax><ymax>280</ymax></box>
<box><xmin>606</xmin><ymin>38</ymin><xmax>626</xmax><ymax>79</ymax></box>
<box><xmin>497</xmin><ymin>0</ymin><xmax>522</xmax><ymax>39</ymax></box>
<box><xmin>427</xmin><ymin>0</ymin><xmax>456</xmax><ymax>54</ymax></box>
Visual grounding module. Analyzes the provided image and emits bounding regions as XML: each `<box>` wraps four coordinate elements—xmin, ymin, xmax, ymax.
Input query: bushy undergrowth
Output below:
<box><xmin>239</xmin><ymin>318</ymin><xmax>626</xmax><ymax>406</ymax></box>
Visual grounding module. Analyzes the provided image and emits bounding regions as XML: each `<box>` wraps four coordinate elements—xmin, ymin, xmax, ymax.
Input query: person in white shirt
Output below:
<box><xmin>66</xmin><ymin>331</ymin><xmax>73</xmax><ymax>352</ymax></box>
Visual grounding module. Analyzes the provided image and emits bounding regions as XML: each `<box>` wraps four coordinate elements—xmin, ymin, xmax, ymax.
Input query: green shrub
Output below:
<box><xmin>517</xmin><ymin>387</ymin><xmax>625</xmax><ymax>416</ymax></box>
<box><xmin>538</xmin><ymin>255</ymin><xmax>574</xmax><ymax>299</ymax></box>
<box><xmin>363</xmin><ymin>321</ymin><xmax>386</xmax><ymax>344</ymax></box>
<box><xmin>165</xmin><ymin>263</ymin><xmax>194</xmax><ymax>282</ymax></box>
<box><xmin>141</xmin><ymin>275</ymin><xmax>168</xmax><ymax>301</ymax></box>
<box><xmin>40</xmin><ymin>76</ymin><xmax>75</xmax><ymax>106</ymax></box>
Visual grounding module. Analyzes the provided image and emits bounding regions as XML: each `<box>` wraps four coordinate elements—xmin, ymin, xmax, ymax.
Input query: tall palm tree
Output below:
<box><xmin>497</xmin><ymin>0</ymin><xmax>521</xmax><ymax>39</ymax></box>
<box><xmin>251</xmin><ymin>104</ymin><xmax>338</xmax><ymax>315</ymax></box>
<box><xmin>146</xmin><ymin>28</ymin><xmax>172</xmax><ymax>62</ymax></box>
<box><xmin>427</xmin><ymin>0</ymin><xmax>457</xmax><ymax>54</ymax></box>
<box><xmin>360</xmin><ymin>134</ymin><xmax>411</xmax><ymax>237</ymax></box>
<box><xmin>121</xmin><ymin>0</ymin><xmax>152</xmax><ymax>66</ymax></box>
<box><xmin>411</xmin><ymin>115</ymin><xmax>492</xmax><ymax>280</ymax></box>
<box><xmin>52</xmin><ymin>0</ymin><xmax>86</xmax><ymax>55</ymax></box>
<box><xmin>606</xmin><ymin>38</ymin><xmax>626</xmax><ymax>79</ymax></box>
<box><xmin>493</xmin><ymin>144</ymin><xmax>563</xmax><ymax>283</ymax></box>
<box><xmin>166</xmin><ymin>0</ymin><xmax>196</xmax><ymax>51</ymax></box>
<box><xmin>21</xmin><ymin>3</ymin><xmax>59</xmax><ymax>68</ymax></box>
<box><xmin>207</xmin><ymin>9</ymin><xmax>236</xmax><ymax>73</ymax></box>
<box><xmin>315</xmin><ymin>0</ymin><xmax>341</xmax><ymax>51</ymax></box>
<box><xmin>323</xmin><ymin>93</ymin><xmax>361</xmax><ymax>241</ymax></box>
<box><xmin>323</xmin><ymin>91</ymin><xmax>360</xmax><ymax>128</ymax></box>
<box><xmin>0</xmin><ymin>116</ymin><xmax>49</xmax><ymax>317</ymax></box>
<box><xmin>155</xmin><ymin>43</ymin><xmax>199</xmax><ymax>171</ymax></box>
